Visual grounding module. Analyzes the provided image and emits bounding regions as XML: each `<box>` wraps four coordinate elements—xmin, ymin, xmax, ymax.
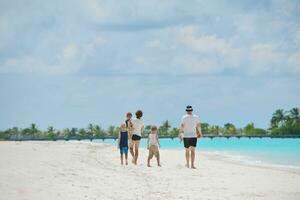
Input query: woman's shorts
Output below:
<box><xmin>148</xmin><ymin>145</ymin><xmax>159</xmax><ymax>158</ymax></box>
<box><xmin>120</xmin><ymin>147</ymin><xmax>128</xmax><ymax>154</ymax></box>
<box><xmin>132</xmin><ymin>134</ymin><xmax>141</xmax><ymax>141</ymax></box>
<box><xmin>183</xmin><ymin>138</ymin><xmax>197</xmax><ymax>148</ymax></box>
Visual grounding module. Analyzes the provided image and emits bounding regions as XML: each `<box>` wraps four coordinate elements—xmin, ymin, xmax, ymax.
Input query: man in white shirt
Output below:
<box><xmin>179</xmin><ymin>105</ymin><xmax>202</xmax><ymax>169</ymax></box>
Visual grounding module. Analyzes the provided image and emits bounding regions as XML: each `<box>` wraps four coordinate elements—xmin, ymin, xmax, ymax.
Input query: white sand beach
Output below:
<box><xmin>0</xmin><ymin>141</ymin><xmax>300</xmax><ymax>200</ymax></box>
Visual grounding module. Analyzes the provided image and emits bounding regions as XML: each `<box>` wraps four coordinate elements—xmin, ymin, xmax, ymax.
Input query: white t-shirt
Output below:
<box><xmin>132</xmin><ymin>118</ymin><xmax>144</xmax><ymax>136</ymax></box>
<box><xmin>148</xmin><ymin>133</ymin><xmax>159</xmax><ymax>147</ymax></box>
<box><xmin>181</xmin><ymin>114</ymin><xmax>200</xmax><ymax>138</ymax></box>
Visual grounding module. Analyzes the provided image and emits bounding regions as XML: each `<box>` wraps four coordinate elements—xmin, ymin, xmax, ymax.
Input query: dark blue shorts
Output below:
<box><xmin>120</xmin><ymin>147</ymin><xmax>128</xmax><ymax>154</ymax></box>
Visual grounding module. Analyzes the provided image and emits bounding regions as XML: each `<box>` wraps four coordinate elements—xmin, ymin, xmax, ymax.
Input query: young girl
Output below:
<box><xmin>118</xmin><ymin>123</ymin><xmax>129</xmax><ymax>165</ymax></box>
<box><xmin>125</xmin><ymin>112</ymin><xmax>134</xmax><ymax>160</ymax></box>
<box><xmin>147</xmin><ymin>126</ymin><xmax>161</xmax><ymax>167</ymax></box>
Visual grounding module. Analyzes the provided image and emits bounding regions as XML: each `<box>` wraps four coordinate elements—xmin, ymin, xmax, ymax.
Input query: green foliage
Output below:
<box><xmin>0</xmin><ymin>131</ymin><xmax>9</xmax><ymax>140</ymax></box>
<box><xmin>144</xmin><ymin>125</ymin><xmax>152</xmax><ymax>135</ymax></box>
<box><xmin>1</xmin><ymin>108</ymin><xmax>299</xmax><ymax>140</ymax></box>
<box><xmin>46</xmin><ymin>126</ymin><xmax>58</xmax><ymax>139</ymax></box>
<box><xmin>224</xmin><ymin>123</ymin><xmax>237</xmax><ymax>135</ymax></box>
<box><xmin>93</xmin><ymin>125</ymin><xmax>106</xmax><ymax>137</ymax></box>
<box><xmin>169</xmin><ymin>128</ymin><xmax>179</xmax><ymax>137</ymax></box>
<box><xmin>208</xmin><ymin>125</ymin><xmax>221</xmax><ymax>135</ymax></box>
<box><xmin>243</xmin><ymin>123</ymin><xmax>267</xmax><ymax>135</ymax></box>
<box><xmin>107</xmin><ymin>126</ymin><xmax>120</xmax><ymax>138</ymax></box>
<box><xmin>78</xmin><ymin>128</ymin><xmax>87</xmax><ymax>138</ymax></box>
<box><xmin>201</xmin><ymin>123</ymin><xmax>210</xmax><ymax>134</ymax></box>
<box><xmin>159</xmin><ymin>120</ymin><xmax>171</xmax><ymax>136</ymax></box>
<box><xmin>270</xmin><ymin>108</ymin><xmax>300</xmax><ymax>135</ymax></box>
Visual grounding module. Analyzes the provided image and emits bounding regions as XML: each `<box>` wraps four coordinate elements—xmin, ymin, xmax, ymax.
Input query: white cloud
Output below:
<box><xmin>0</xmin><ymin>0</ymin><xmax>299</xmax><ymax>77</ymax></box>
<box><xmin>145</xmin><ymin>39</ymin><xmax>161</xmax><ymax>48</ymax></box>
<box><xmin>233</xmin><ymin>14</ymin><xmax>256</xmax><ymax>35</ymax></box>
<box><xmin>178</xmin><ymin>25</ymin><xmax>234</xmax><ymax>55</ymax></box>
<box><xmin>0</xmin><ymin>36</ymin><xmax>106</xmax><ymax>75</ymax></box>
<box><xmin>173</xmin><ymin>56</ymin><xmax>220</xmax><ymax>74</ymax></box>
<box><xmin>61</xmin><ymin>44</ymin><xmax>79</xmax><ymax>62</ymax></box>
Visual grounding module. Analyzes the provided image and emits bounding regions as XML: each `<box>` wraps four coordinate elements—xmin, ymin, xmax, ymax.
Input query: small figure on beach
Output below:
<box><xmin>147</xmin><ymin>126</ymin><xmax>161</xmax><ymax>167</ymax></box>
<box><xmin>125</xmin><ymin>112</ymin><xmax>134</xmax><ymax>159</ymax></box>
<box><xmin>131</xmin><ymin>110</ymin><xmax>144</xmax><ymax>165</ymax></box>
<box><xmin>118</xmin><ymin>123</ymin><xmax>129</xmax><ymax>165</ymax></box>
<box><xmin>179</xmin><ymin>105</ymin><xmax>202</xmax><ymax>169</ymax></box>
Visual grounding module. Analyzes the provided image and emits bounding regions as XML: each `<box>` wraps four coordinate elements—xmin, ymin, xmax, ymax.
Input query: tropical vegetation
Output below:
<box><xmin>0</xmin><ymin>108</ymin><xmax>299</xmax><ymax>140</ymax></box>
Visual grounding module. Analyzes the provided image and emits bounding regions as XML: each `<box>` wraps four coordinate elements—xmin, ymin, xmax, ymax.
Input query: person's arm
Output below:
<box><xmin>127</xmin><ymin>122</ymin><xmax>132</xmax><ymax>142</ymax></box>
<box><xmin>196</xmin><ymin>117</ymin><xmax>202</xmax><ymax>135</ymax></box>
<box><xmin>179</xmin><ymin>123</ymin><xmax>184</xmax><ymax>141</ymax></box>
<box><xmin>157</xmin><ymin>134</ymin><xmax>160</xmax><ymax>148</ymax></box>
<box><xmin>147</xmin><ymin>134</ymin><xmax>150</xmax><ymax>149</ymax></box>
<box><xmin>140</xmin><ymin>125</ymin><xmax>144</xmax><ymax>136</ymax></box>
<box><xmin>196</xmin><ymin>123</ymin><xmax>202</xmax><ymax>134</ymax></box>
<box><xmin>117</xmin><ymin>132</ymin><xmax>121</xmax><ymax>149</ymax></box>
<box><xmin>127</xmin><ymin>131</ymin><xmax>130</xmax><ymax>144</ymax></box>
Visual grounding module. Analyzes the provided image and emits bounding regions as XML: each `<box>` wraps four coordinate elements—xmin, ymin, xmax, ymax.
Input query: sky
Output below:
<box><xmin>0</xmin><ymin>0</ymin><xmax>300</xmax><ymax>130</ymax></box>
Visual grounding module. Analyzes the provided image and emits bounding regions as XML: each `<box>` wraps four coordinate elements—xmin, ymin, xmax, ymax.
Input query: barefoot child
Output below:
<box><xmin>118</xmin><ymin>123</ymin><xmax>129</xmax><ymax>165</ymax></box>
<box><xmin>147</xmin><ymin>126</ymin><xmax>161</xmax><ymax>167</ymax></box>
<box><xmin>125</xmin><ymin>112</ymin><xmax>134</xmax><ymax>161</ymax></box>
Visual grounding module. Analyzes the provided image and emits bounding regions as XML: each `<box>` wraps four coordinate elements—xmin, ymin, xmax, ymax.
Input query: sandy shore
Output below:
<box><xmin>0</xmin><ymin>141</ymin><xmax>300</xmax><ymax>200</ymax></box>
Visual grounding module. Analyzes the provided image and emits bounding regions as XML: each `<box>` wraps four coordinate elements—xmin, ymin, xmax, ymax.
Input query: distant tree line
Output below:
<box><xmin>0</xmin><ymin>108</ymin><xmax>299</xmax><ymax>140</ymax></box>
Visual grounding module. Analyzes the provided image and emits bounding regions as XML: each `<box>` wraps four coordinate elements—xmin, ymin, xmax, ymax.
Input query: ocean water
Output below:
<box><xmin>93</xmin><ymin>138</ymin><xmax>300</xmax><ymax>169</ymax></box>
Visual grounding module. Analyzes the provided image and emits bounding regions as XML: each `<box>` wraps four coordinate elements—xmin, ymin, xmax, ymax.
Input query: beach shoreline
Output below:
<box><xmin>1</xmin><ymin>141</ymin><xmax>300</xmax><ymax>200</ymax></box>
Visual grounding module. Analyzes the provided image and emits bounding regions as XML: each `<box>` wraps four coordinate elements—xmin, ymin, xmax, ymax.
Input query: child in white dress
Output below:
<box><xmin>147</xmin><ymin>126</ymin><xmax>161</xmax><ymax>167</ymax></box>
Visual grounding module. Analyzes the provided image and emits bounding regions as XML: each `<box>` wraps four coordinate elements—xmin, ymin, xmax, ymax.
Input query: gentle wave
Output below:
<box><xmin>94</xmin><ymin>138</ymin><xmax>300</xmax><ymax>170</ymax></box>
<box><xmin>204</xmin><ymin>150</ymin><xmax>300</xmax><ymax>171</ymax></box>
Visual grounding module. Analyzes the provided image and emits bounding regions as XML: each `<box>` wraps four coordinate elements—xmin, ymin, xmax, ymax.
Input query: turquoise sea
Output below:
<box><xmin>94</xmin><ymin>138</ymin><xmax>300</xmax><ymax>169</ymax></box>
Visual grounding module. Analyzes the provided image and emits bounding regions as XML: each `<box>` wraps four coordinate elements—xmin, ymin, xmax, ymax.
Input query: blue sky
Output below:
<box><xmin>0</xmin><ymin>0</ymin><xmax>300</xmax><ymax>130</ymax></box>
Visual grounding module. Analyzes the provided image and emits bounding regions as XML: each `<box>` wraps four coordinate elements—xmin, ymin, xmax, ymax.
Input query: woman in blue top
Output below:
<box><xmin>118</xmin><ymin>123</ymin><xmax>129</xmax><ymax>165</ymax></box>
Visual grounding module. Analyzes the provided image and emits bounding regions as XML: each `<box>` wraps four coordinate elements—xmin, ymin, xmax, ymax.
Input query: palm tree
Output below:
<box><xmin>62</xmin><ymin>128</ymin><xmax>71</xmax><ymax>138</ymax></box>
<box><xmin>244</xmin><ymin>122</ymin><xmax>255</xmax><ymax>135</ymax></box>
<box><xmin>289</xmin><ymin>108</ymin><xmax>300</xmax><ymax>125</ymax></box>
<box><xmin>70</xmin><ymin>128</ymin><xmax>78</xmax><ymax>137</ymax></box>
<box><xmin>78</xmin><ymin>128</ymin><xmax>87</xmax><ymax>139</ymax></box>
<box><xmin>163</xmin><ymin>120</ymin><xmax>171</xmax><ymax>133</ymax></box>
<box><xmin>271</xmin><ymin>109</ymin><xmax>286</xmax><ymax>128</ymax></box>
<box><xmin>47</xmin><ymin>126</ymin><xmax>56</xmax><ymax>139</ymax></box>
<box><xmin>94</xmin><ymin>125</ymin><xmax>105</xmax><ymax>137</ymax></box>
<box><xmin>107</xmin><ymin>126</ymin><xmax>115</xmax><ymax>137</ymax></box>
<box><xmin>210</xmin><ymin>125</ymin><xmax>220</xmax><ymax>135</ymax></box>
<box><xmin>159</xmin><ymin>120</ymin><xmax>171</xmax><ymax>136</ymax></box>
<box><xmin>224</xmin><ymin>123</ymin><xmax>237</xmax><ymax>135</ymax></box>
<box><xmin>30</xmin><ymin>123</ymin><xmax>39</xmax><ymax>138</ymax></box>
<box><xmin>201</xmin><ymin>123</ymin><xmax>209</xmax><ymax>134</ymax></box>
<box><xmin>87</xmin><ymin>123</ymin><xmax>94</xmax><ymax>137</ymax></box>
<box><xmin>169</xmin><ymin>127</ymin><xmax>179</xmax><ymax>137</ymax></box>
<box><xmin>144</xmin><ymin>125</ymin><xmax>152</xmax><ymax>135</ymax></box>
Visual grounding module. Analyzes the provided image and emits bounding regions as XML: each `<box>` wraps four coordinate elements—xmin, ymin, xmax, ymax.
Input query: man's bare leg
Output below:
<box><xmin>191</xmin><ymin>147</ymin><xmax>196</xmax><ymax>169</ymax></box>
<box><xmin>185</xmin><ymin>148</ymin><xmax>190</xmax><ymax>168</ymax></box>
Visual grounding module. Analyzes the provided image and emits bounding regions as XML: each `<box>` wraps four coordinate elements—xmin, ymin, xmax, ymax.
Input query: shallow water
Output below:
<box><xmin>93</xmin><ymin>138</ymin><xmax>300</xmax><ymax>168</ymax></box>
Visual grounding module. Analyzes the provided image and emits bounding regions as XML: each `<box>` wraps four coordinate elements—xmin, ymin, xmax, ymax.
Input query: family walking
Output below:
<box><xmin>118</xmin><ymin>105</ymin><xmax>202</xmax><ymax>168</ymax></box>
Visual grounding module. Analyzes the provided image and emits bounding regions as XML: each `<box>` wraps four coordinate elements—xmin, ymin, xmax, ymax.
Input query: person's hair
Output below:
<box><xmin>126</xmin><ymin>112</ymin><xmax>132</xmax><ymax>118</ymax></box>
<box><xmin>151</xmin><ymin>126</ymin><xmax>157</xmax><ymax>131</ymax></box>
<box><xmin>135</xmin><ymin>110</ymin><xmax>143</xmax><ymax>119</ymax></box>
<box><xmin>120</xmin><ymin>123</ymin><xmax>126</xmax><ymax>128</ymax></box>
